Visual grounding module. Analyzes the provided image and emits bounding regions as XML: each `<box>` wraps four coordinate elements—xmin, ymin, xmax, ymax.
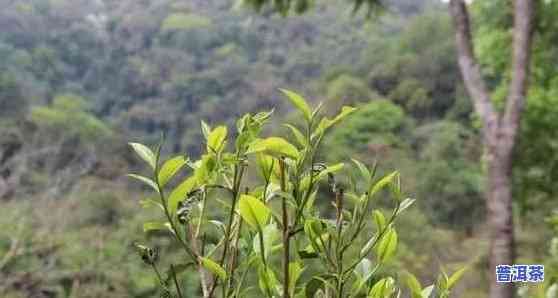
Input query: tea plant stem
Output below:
<box><xmin>227</xmin><ymin>187</ymin><xmax>249</xmax><ymax>294</ymax></box>
<box><xmin>196</xmin><ymin>189</ymin><xmax>208</xmax><ymax>238</ymax></box>
<box><xmin>154</xmin><ymin>175</ymin><xmax>197</xmax><ymax>261</ymax></box>
<box><xmin>279</xmin><ymin>157</ymin><xmax>291</xmax><ymax>298</ymax></box>
<box><xmin>151</xmin><ymin>263</ymin><xmax>164</xmax><ymax>286</ymax></box>
<box><xmin>335</xmin><ymin>188</ymin><xmax>345</xmax><ymax>298</ymax></box>
<box><xmin>343</xmin><ymin>205</ymin><xmax>399</xmax><ymax>276</ymax></box>
<box><xmin>170</xmin><ymin>264</ymin><xmax>185</xmax><ymax>298</ymax></box>
<box><xmin>209</xmin><ymin>161</ymin><xmax>246</xmax><ymax>297</ymax></box>
<box><xmin>226</xmin><ymin>216</ymin><xmax>243</xmax><ymax>294</ymax></box>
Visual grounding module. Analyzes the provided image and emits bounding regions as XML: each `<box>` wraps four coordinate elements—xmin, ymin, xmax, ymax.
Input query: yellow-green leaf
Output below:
<box><xmin>279</xmin><ymin>88</ymin><xmax>312</xmax><ymax>121</ymax></box>
<box><xmin>447</xmin><ymin>267</ymin><xmax>468</xmax><ymax>289</ymax></box>
<box><xmin>168</xmin><ymin>176</ymin><xmax>198</xmax><ymax>215</ymax></box>
<box><xmin>405</xmin><ymin>272</ymin><xmax>423</xmax><ymax>298</ymax></box>
<box><xmin>200</xmin><ymin>257</ymin><xmax>226</xmax><ymax>281</ymax></box>
<box><xmin>288</xmin><ymin>262</ymin><xmax>305</xmax><ymax>297</ymax></box>
<box><xmin>239</xmin><ymin>194</ymin><xmax>271</xmax><ymax>230</ymax></box>
<box><xmin>127</xmin><ymin>174</ymin><xmax>159</xmax><ymax>193</ymax></box>
<box><xmin>330</xmin><ymin>106</ymin><xmax>357</xmax><ymax>126</ymax></box>
<box><xmin>143</xmin><ymin>221</ymin><xmax>172</xmax><ymax>233</ymax></box>
<box><xmin>247</xmin><ymin>137</ymin><xmax>299</xmax><ymax>160</ymax></box>
<box><xmin>207</xmin><ymin>126</ymin><xmax>227</xmax><ymax>152</ymax></box>
<box><xmin>368</xmin><ymin>277</ymin><xmax>395</xmax><ymax>298</ymax></box>
<box><xmin>283</xmin><ymin>123</ymin><xmax>307</xmax><ymax>147</ymax></box>
<box><xmin>256</xmin><ymin>153</ymin><xmax>276</xmax><ymax>180</ymax></box>
<box><xmin>373</xmin><ymin>210</ymin><xmax>386</xmax><ymax>232</ymax></box>
<box><xmin>375</xmin><ymin>228</ymin><xmax>397</xmax><ymax>263</ymax></box>
<box><xmin>352</xmin><ymin>158</ymin><xmax>372</xmax><ymax>185</ymax></box>
<box><xmin>314</xmin><ymin>106</ymin><xmax>357</xmax><ymax>135</ymax></box>
<box><xmin>368</xmin><ymin>171</ymin><xmax>399</xmax><ymax>199</ymax></box>
<box><xmin>129</xmin><ymin>142</ymin><xmax>156</xmax><ymax>169</ymax></box>
<box><xmin>158</xmin><ymin>156</ymin><xmax>187</xmax><ymax>187</ymax></box>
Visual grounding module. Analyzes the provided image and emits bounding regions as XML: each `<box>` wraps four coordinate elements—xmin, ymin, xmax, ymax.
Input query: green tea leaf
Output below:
<box><xmin>314</xmin><ymin>106</ymin><xmax>357</xmax><ymax>135</ymax></box>
<box><xmin>421</xmin><ymin>285</ymin><xmax>434</xmax><ymax>298</ymax></box>
<box><xmin>253</xmin><ymin>223</ymin><xmax>280</xmax><ymax>258</ymax></box>
<box><xmin>239</xmin><ymin>194</ymin><xmax>271</xmax><ymax>230</ymax></box>
<box><xmin>127</xmin><ymin>174</ymin><xmax>159</xmax><ymax>193</ymax></box>
<box><xmin>284</xmin><ymin>123</ymin><xmax>308</xmax><ymax>147</ymax></box>
<box><xmin>279</xmin><ymin>88</ymin><xmax>312</xmax><ymax>122</ymax></box>
<box><xmin>201</xmin><ymin>120</ymin><xmax>211</xmax><ymax>139</ymax></box>
<box><xmin>330</xmin><ymin>106</ymin><xmax>357</xmax><ymax>126</ymax></box>
<box><xmin>247</xmin><ymin>137</ymin><xmax>300</xmax><ymax>160</ymax></box>
<box><xmin>207</xmin><ymin>125</ymin><xmax>227</xmax><ymax>152</ymax></box>
<box><xmin>405</xmin><ymin>272</ymin><xmax>423</xmax><ymax>298</ymax></box>
<box><xmin>352</xmin><ymin>158</ymin><xmax>372</xmax><ymax>186</ymax></box>
<box><xmin>288</xmin><ymin>262</ymin><xmax>305</xmax><ymax>297</ymax></box>
<box><xmin>168</xmin><ymin>176</ymin><xmax>198</xmax><ymax>215</ymax></box>
<box><xmin>447</xmin><ymin>267</ymin><xmax>468</xmax><ymax>290</ymax></box>
<box><xmin>397</xmin><ymin>198</ymin><xmax>415</xmax><ymax>215</ymax></box>
<box><xmin>256</xmin><ymin>153</ymin><xmax>276</xmax><ymax>181</ymax></box>
<box><xmin>258</xmin><ymin>265</ymin><xmax>279</xmax><ymax>297</ymax></box>
<box><xmin>298</xmin><ymin>245</ymin><xmax>319</xmax><ymax>259</ymax></box>
<box><xmin>143</xmin><ymin>221</ymin><xmax>172</xmax><ymax>233</ymax></box>
<box><xmin>305</xmin><ymin>277</ymin><xmax>325</xmax><ymax>298</ymax></box>
<box><xmin>139</xmin><ymin>198</ymin><xmax>164</xmax><ymax>211</ymax></box>
<box><xmin>375</xmin><ymin>228</ymin><xmax>397</xmax><ymax>263</ymax></box>
<box><xmin>158</xmin><ymin>156</ymin><xmax>187</xmax><ymax>187</ymax></box>
<box><xmin>368</xmin><ymin>277</ymin><xmax>395</xmax><ymax>298</ymax></box>
<box><xmin>200</xmin><ymin>257</ymin><xmax>226</xmax><ymax>281</ymax></box>
<box><xmin>368</xmin><ymin>171</ymin><xmax>399</xmax><ymax>199</ymax></box>
<box><xmin>373</xmin><ymin>210</ymin><xmax>386</xmax><ymax>232</ymax></box>
<box><xmin>129</xmin><ymin>142</ymin><xmax>156</xmax><ymax>170</ymax></box>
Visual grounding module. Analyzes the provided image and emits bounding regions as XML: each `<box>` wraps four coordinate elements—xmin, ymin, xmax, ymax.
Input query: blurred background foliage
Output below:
<box><xmin>0</xmin><ymin>0</ymin><xmax>556</xmax><ymax>297</ymax></box>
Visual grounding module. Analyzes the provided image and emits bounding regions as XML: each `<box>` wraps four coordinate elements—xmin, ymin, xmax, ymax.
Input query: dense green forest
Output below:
<box><xmin>0</xmin><ymin>0</ymin><xmax>556</xmax><ymax>297</ymax></box>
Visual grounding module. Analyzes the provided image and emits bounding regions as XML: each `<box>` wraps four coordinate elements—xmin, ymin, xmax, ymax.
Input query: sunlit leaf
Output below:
<box><xmin>143</xmin><ymin>221</ymin><xmax>172</xmax><ymax>233</ymax></box>
<box><xmin>373</xmin><ymin>210</ymin><xmax>386</xmax><ymax>232</ymax></box>
<box><xmin>256</xmin><ymin>153</ymin><xmax>276</xmax><ymax>181</ymax></box>
<box><xmin>397</xmin><ymin>198</ymin><xmax>415</xmax><ymax>215</ymax></box>
<box><xmin>279</xmin><ymin>88</ymin><xmax>312</xmax><ymax>122</ymax></box>
<box><xmin>368</xmin><ymin>277</ymin><xmax>395</xmax><ymax>297</ymax></box>
<box><xmin>129</xmin><ymin>142</ymin><xmax>156</xmax><ymax>169</ymax></box>
<box><xmin>207</xmin><ymin>125</ymin><xmax>228</xmax><ymax>152</ymax></box>
<box><xmin>168</xmin><ymin>176</ymin><xmax>198</xmax><ymax>215</ymax></box>
<box><xmin>127</xmin><ymin>174</ymin><xmax>159</xmax><ymax>193</ymax></box>
<box><xmin>368</xmin><ymin>171</ymin><xmax>399</xmax><ymax>199</ymax></box>
<box><xmin>288</xmin><ymin>262</ymin><xmax>305</xmax><ymax>297</ymax></box>
<box><xmin>405</xmin><ymin>272</ymin><xmax>423</xmax><ymax>298</ymax></box>
<box><xmin>253</xmin><ymin>223</ymin><xmax>280</xmax><ymax>258</ymax></box>
<box><xmin>158</xmin><ymin>156</ymin><xmax>187</xmax><ymax>187</ymax></box>
<box><xmin>447</xmin><ymin>267</ymin><xmax>468</xmax><ymax>290</ymax></box>
<box><xmin>247</xmin><ymin>137</ymin><xmax>299</xmax><ymax>160</ymax></box>
<box><xmin>352</xmin><ymin>158</ymin><xmax>372</xmax><ymax>186</ymax></box>
<box><xmin>284</xmin><ymin>123</ymin><xmax>307</xmax><ymax>147</ymax></box>
<box><xmin>140</xmin><ymin>198</ymin><xmax>164</xmax><ymax>211</ymax></box>
<box><xmin>239</xmin><ymin>194</ymin><xmax>271</xmax><ymax>230</ymax></box>
<box><xmin>375</xmin><ymin>228</ymin><xmax>397</xmax><ymax>263</ymax></box>
<box><xmin>201</xmin><ymin>120</ymin><xmax>211</xmax><ymax>139</ymax></box>
<box><xmin>421</xmin><ymin>285</ymin><xmax>434</xmax><ymax>298</ymax></box>
<box><xmin>200</xmin><ymin>257</ymin><xmax>226</xmax><ymax>281</ymax></box>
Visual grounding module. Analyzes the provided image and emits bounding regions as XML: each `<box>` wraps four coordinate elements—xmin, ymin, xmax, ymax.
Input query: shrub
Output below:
<box><xmin>128</xmin><ymin>89</ymin><xmax>465</xmax><ymax>298</ymax></box>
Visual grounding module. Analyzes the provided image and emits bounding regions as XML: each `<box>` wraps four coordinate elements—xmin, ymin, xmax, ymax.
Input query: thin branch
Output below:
<box><xmin>449</xmin><ymin>0</ymin><xmax>498</xmax><ymax>133</ymax></box>
<box><xmin>503</xmin><ymin>0</ymin><xmax>535</xmax><ymax>140</ymax></box>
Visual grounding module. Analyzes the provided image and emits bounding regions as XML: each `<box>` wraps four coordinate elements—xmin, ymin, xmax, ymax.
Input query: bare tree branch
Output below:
<box><xmin>503</xmin><ymin>0</ymin><xmax>534</xmax><ymax>141</ymax></box>
<box><xmin>449</xmin><ymin>0</ymin><xmax>497</xmax><ymax>133</ymax></box>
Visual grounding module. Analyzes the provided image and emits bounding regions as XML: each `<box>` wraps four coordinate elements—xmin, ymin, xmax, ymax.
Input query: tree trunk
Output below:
<box><xmin>449</xmin><ymin>1</ymin><xmax>534</xmax><ymax>297</ymax></box>
<box><xmin>486</xmin><ymin>135</ymin><xmax>515</xmax><ymax>298</ymax></box>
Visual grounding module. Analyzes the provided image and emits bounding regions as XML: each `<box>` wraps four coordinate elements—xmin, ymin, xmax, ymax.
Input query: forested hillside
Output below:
<box><xmin>0</xmin><ymin>0</ymin><xmax>556</xmax><ymax>297</ymax></box>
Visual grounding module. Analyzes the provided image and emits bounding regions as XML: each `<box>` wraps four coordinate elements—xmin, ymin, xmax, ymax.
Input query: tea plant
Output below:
<box><xmin>128</xmin><ymin>89</ymin><xmax>465</xmax><ymax>298</ymax></box>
